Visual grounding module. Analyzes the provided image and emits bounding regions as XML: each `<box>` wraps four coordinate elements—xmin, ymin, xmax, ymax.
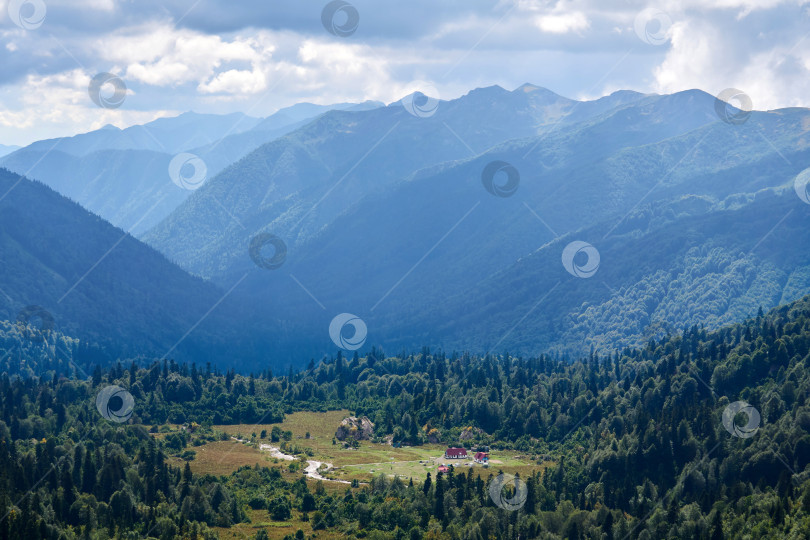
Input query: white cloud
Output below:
<box><xmin>652</xmin><ymin>10</ymin><xmax>810</xmax><ymax>110</ymax></box>
<box><xmin>0</xmin><ymin>69</ymin><xmax>172</xmax><ymax>136</ymax></box>
<box><xmin>662</xmin><ymin>0</ymin><xmax>808</xmax><ymax>18</ymax></box>
<box><xmin>197</xmin><ymin>67</ymin><xmax>267</xmax><ymax>95</ymax></box>
<box><xmin>535</xmin><ymin>12</ymin><xmax>590</xmax><ymax>34</ymax></box>
<box><xmin>1</xmin><ymin>0</ymin><xmax>810</xmax><ymax>145</ymax></box>
<box><xmin>100</xmin><ymin>26</ymin><xmax>272</xmax><ymax>89</ymax></box>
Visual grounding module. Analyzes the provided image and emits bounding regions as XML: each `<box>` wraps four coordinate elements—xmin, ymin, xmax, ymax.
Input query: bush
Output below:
<box><xmin>268</xmin><ymin>495</ymin><xmax>292</xmax><ymax>521</ymax></box>
<box><xmin>312</xmin><ymin>511</ymin><xmax>326</xmax><ymax>530</ymax></box>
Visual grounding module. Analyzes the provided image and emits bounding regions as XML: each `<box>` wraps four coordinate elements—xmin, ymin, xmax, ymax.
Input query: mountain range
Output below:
<box><xmin>2</xmin><ymin>83</ymin><xmax>809</xmax><ymax>368</ymax></box>
<box><xmin>0</xmin><ymin>101</ymin><xmax>382</xmax><ymax>236</ymax></box>
<box><xmin>0</xmin><ymin>144</ymin><xmax>18</xmax><ymax>159</ymax></box>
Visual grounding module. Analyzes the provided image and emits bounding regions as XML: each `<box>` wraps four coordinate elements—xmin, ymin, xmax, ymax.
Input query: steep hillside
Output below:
<box><xmin>0</xmin><ymin>168</ymin><xmax>260</xmax><ymax>363</ymax></box>
<box><xmin>143</xmin><ymin>85</ymin><xmax>653</xmax><ymax>278</ymax></box>
<box><xmin>179</xmin><ymin>92</ymin><xmax>810</xmax><ymax>361</ymax></box>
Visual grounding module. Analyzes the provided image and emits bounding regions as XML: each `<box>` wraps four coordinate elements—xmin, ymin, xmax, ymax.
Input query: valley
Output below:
<box><xmin>2</xmin><ymin>296</ymin><xmax>810</xmax><ymax>538</ymax></box>
<box><xmin>1</xmin><ymin>3</ymin><xmax>809</xmax><ymax>536</ymax></box>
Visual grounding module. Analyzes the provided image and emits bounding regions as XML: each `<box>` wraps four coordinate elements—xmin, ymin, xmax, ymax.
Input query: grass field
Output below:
<box><xmin>209</xmin><ymin>410</ymin><xmax>551</xmax><ymax>484</ymax></box>
<box><xmin>166</xmin><ymin>439</ymin><xmax>272</xmax><ymax>476</ymax></box>
<box><xmin>156</xmin><ymin>411</ymin><xmax>552</xmax><ymax>538</ymax></box>
<box><xmin>213</xmin><ymin>509</ymin><xmax>346</xmax><ymax>540</ymax></box>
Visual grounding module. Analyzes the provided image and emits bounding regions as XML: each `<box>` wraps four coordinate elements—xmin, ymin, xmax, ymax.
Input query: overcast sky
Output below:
<box><xmin>0</xmin><ymin>0</ymin><xmax>808</xmax><ymax>145</ymax></box>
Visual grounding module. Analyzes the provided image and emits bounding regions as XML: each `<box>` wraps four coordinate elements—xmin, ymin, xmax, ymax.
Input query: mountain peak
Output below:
<box><xmin>461</xmin><ymin>85</ymin><xmax>510</xmax><ymax>100</ymax></box>
<box><xmin>516</xmin><ymin>83</ymin><xmax>542</xmax><ymax>93</ymax></box>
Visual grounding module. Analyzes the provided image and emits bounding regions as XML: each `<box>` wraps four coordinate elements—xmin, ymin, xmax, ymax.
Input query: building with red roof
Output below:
<box><xmin>474</xmin><ymin>452</ymin><xmax>489</xmax><ymax>463</ymax></box>
<box><xmin>444</xmin><ymin>447</ymin><xmax>468</xmax><ymax>459</ymax></box>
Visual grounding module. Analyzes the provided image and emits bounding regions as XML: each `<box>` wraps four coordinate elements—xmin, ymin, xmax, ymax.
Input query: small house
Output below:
<box><xmin>473</xmin><ymin>452</ymin><xmax>489</xmax><ymax>464</ymax></box>
<box><xmin>444</xmin><ymin>447</ymin><xmax>468</xmax><ymax>459</ymax></box>
<box><xmin>437</xmin><ymin>465</ymin><xmax>449</xmax><ymax>473</ymax></box>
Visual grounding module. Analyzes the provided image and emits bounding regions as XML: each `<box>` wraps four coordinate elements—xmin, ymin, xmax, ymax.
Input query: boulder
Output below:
<box><xmin>459</xmin><ymin>426</ymin><xmax>484</xmax><ymax>441</ymax></box>
<box><xmin>335</xmin><ymin>416</ymin><xmax>374</xmax><ymax>441</ymax></box>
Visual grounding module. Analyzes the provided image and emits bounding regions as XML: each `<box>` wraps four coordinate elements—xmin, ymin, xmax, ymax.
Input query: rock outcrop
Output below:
<box><xmin>335</xmin><ymin>416</ymin><xmax>374</xmax><ymax>441</ymax></box>
<box><xmin>459</xmin><ymin>426</ymin><xmax>484</xmax><ymax>441</ymax></box>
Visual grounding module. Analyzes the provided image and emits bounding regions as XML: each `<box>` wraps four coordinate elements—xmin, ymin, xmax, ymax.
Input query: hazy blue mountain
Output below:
<box><xmin>0</xmin><ymin>102</ymin><xmax>383</xmax><ymax>235</ymax></box>
<box><xmin>11</xmin><ymin>112</ymin><xmax>261</xmax><ymax>157</ymax></box>
<box><xmin>252</xmin><ymin>100</ymin><xmax>384</xmax><ymax>131</ymax></box>
<box><xmin>389</xmin><ymin>188</ymin><xmax>810</xmax><ymax>357</ymax></box>
<box><xmin>0</xmin><ymin>144</ymin><xmax>19</xmax><ymax>159</ymax></box>
<box><xmin>0</xmin><ymin>148</ymin><xmax>186</xmax><ymax>236</ymax></box>
<box><xmin>146</xmin><ymin>88</ymin><xmax>809</xmax><ymax>362</ymax></box>
<box><xmin>144</xmin><ymin>84</ymin><xmax>651</xmax><ymax>278</ymax></box>
<box><xmin>300</xmin><ymin>103</ymin><xmax>807</xmax><ymax>354</ymax></box>
<box><xmin>4</xmin><ymin>103</ymin><xmax>383</xmax><ymax>161</ymax></box>
<box><xmin>7</xmin><ymin>83</ymin><xmax>808</xmax><ymax>367</ymax></box>
<box><xmin>245</xmin><ymin>186</ymin><xmax>810</xmax><ymax>362</ymax></box>
<box><xmin>0</xmin><ymin>168</ymin><xmax>265</xmax><ymax>364</ymax></box>
<box><xmin>186</xmin><ymin>100</ymin><xmax>385</xmax><ymax>181</ymax></box>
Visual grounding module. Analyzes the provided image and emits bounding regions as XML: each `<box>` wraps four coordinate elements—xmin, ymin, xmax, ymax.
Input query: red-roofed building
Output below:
<box><xmin>444</xmin><ymin>447</ymin><xmax>467</xmax><ymax>459</ymax></box>
<box><xmin>437</xmin><ymin>465</ymin><xmax>449</xmax><ymax>473</ymax></box>
<box><xmin>474</xmin><ymin>452</ymin><xmax>489</xmax><ymax>464</ymax></box>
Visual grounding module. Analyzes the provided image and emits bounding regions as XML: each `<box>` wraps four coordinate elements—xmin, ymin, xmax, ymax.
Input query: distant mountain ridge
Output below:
<box><xmin>0</xmin><ymin>144</ymin><xmax>19</xmax><ymax>159</ymax></box>
<box><xmin>15</xmin><ymin>112</ymin><xmax>262</xmax><ymax>157</ymax></box>
<box><xmin>143</xmin><ymin>83</ymin><xmax>651</xmax><ymax>279</ymax></box>
<box><xmin>142</xmin><ymin>84</ymin><xmax>810</xmax><ymax>361</ymax></box>
<box><xmin>0</xmin><ymin>100</ymin><xmax>384</xmax><ymax>235</ymax></box>
<box><xmin>4</xmin><ymin>83</ymin><xmax>810</xmax><ymax>367</ymax></box>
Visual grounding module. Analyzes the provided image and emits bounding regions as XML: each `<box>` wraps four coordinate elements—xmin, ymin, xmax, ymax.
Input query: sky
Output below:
<box><xmin>0</xmin><ymin>0</ymin><xmax>809</xmax><ymax>146</ymax></box>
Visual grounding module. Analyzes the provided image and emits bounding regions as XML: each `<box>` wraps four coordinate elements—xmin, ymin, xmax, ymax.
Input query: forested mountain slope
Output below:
<box><xmin>1</xmin><ymin>293</ymin><xmax>810</xmax><ymax>538</ymax></box>
<box><xmin>0</xmin><ymin>168</ymin><xmax>257</xmax><ymax>364</ymax></box>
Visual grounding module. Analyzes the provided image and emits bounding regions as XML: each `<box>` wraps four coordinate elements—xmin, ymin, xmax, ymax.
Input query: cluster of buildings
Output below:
<box><xmin>442</xmin><ymin>447</ymin><xmax>489</xmax><ymax>465</ymax></box>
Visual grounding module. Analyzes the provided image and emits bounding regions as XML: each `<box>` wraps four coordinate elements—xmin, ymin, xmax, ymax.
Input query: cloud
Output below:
<box><xmin>535</xmin><ymin>12</ymin><xmax>589</xmax><ymax>34</ymax></box>
<box><xmin>652</xmin><ymin>2</ymin><xmax>810</xmax><ymax>110</ymax></box>
<box><xmin>0</xmin><ymin>0</ymin><xmax>809</xmax><ymax>145</ymax></box>
<box><xmin>100</xmin><ymin>25</ymin><xmax>271</xmax><ymax>89</ymax></box>
<box><xmin>0</xmin><ymin>68</ymin><xmax>172</xmax><ymax>135</ymax></box>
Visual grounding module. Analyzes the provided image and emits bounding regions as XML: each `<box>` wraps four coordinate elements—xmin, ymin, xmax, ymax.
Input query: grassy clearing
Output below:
<box><xmin>163</xmin><ymin>411</ymin><xmax>551</xmax><ymax>538</ymax></box>
<box><xmin>211</xmin><ymin>411</ymin><xmax>550</xmax><ymax>485</ymax></box>
<box><xmin>166</xmin><ymin>439</ymin><xmax>272</xmax><ymax>477</ymax></box>
<box><xmin>214</xmin><ymin>509</ymin><xmax>346</xmax><ymax>540</ymax></box>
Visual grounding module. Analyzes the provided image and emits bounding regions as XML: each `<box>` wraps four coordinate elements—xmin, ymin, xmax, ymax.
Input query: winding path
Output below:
<box><xmin>232</xmin><ymin>437</ymin><xmax>350</xmax><ymax>484</ymax></box>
